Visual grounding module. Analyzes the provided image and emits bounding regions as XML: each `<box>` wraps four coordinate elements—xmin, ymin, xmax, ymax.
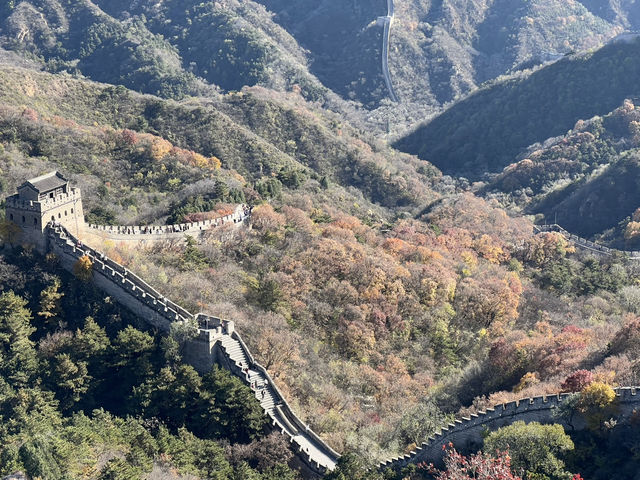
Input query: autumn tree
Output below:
<box><xmin>608</xmin><ymin>317</ymin><xmax>640</xmax><ymax>359</ymax></box>
<box><xmin>73</xmin><ymin>255</ymin><xmax>93</xmax><ymax>282</ymax></box>
<box><xmin>454</xmin><ymin>270</ymin><xmax>522</xmax><ymax>333</ymax></box>
<box><xmin>253</xmin><ymin>313</ymin><xmax>300</xmax><ymax>374</ymax></box>
<box><xmin>576</xmin><ymin>382</ymin><xmax>617</xmax><ymax>431</ymax></box>
<box><xmin>250</xmin><ymin>204</ymin><xmax>286</xmax><ymax>234</ymax></box>
<box><xmin>521</xmin><ymin>233</ymin><xmax>574</xmax><ymax>267</ymax></box>
<box><xmin>422</xmin><ymin>445</ymin><xmax>522</xmax><ymax>480</ymax></box>
<box><xmin>561</xmin><ymin>370</ymin><xmax>594</xmax><ymax>393</ymax></box>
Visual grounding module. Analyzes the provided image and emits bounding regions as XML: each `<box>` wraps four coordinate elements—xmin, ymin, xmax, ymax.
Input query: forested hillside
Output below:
<box><xmin>3</xmin><ymin>0</ymin><xmax>640</xmax><ymax>478</ymax></box>
<box><xmin>1</xmin><ymin>0</ymin><xmax>638</xmax><ymax>133</ymax></box>
<box><xmin>2</xmin><ymin>62</ymin><xmax>640</xmax><ymax>479</ymax></box>
<box><xmin>482</xmin><ymin>99</ymin><xmax>640</xmax><ymax>244</ymax></box>
<box><xmin>0</xmin><ymin>249</ymin><xmax>300</xmax><ymax>479</ymax></box>
<box><xmin>396</xmin><ymin>36</ymin><xmax>640</xmax><ymax>176</ymax></box>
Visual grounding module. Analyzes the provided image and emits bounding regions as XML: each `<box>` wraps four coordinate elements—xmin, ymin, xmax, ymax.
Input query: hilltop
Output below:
<box><xmin>481</xmin><ymin>99</ymin><xmax>640</xmax><ymax>245</ymax></box>
<box><xmin>395</xmin><ymin>36</ymin><xmax>640</xmax><ymax>176</ymax></box>
<box><xmin>2</xmin><ymin>0</ymin><xmax>639</xmax><ymax>133</ymax></box>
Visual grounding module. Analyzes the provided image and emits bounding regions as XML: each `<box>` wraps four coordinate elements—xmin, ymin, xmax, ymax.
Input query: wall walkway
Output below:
<box><xmin>380</xmin><ymin>0</ymin><xmax>398</xmax><ymax>102</ymax></box>
<box><xmin>83</xmin><ymin>205</ymin><xmax>250</xmax><ymax>243</ymax></box>
<box><xmin>45</xmin><ymin>223</ymin><xmax>339</xmax><ymax>475</ymax></box>
<box><xmin>535</xmin><ymin>224</ymin><xmax>640</xmax><ymax>260</ymax></box>
<box><xmin>380</xmin><ymin>387</ymin><xmax>640</xmax><ymax>471</ymax></box>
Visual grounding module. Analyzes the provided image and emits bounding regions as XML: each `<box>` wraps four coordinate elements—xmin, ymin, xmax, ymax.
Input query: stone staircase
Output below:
<box><xmin>218</xmin><ymin>333</ymin><xmax>337</xmax><ymax>471</ymax></box>
<box><xmin>46</xmin><ymin>222</ymin><xmax>339</xmax><ymax>474</ymax></box>
<box><xmin>220</xmin><ymin>336</ymin><xmax>271</xmax><ymax>405</ymax></box>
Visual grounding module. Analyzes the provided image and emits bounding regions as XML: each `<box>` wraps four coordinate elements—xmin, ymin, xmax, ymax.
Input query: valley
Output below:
<box><xmin>1</xmin><ymin>1</ymin><xmax>640</xmax><ymax>479</ymax></box>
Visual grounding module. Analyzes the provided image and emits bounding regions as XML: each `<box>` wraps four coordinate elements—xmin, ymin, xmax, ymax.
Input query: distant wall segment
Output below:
<box><xmin>83</xmin><ymin>204</ymin><xmax>250</xmax><ymax>244</ymax></box>
<box><xmin>535</xmin><ymin>224</ymin><xmax>640</xmax><ymax>259</ymax></box>
<box><xmin>380</xmin><ymin>388</ymin><xmax>640</xmax><ymax>471</ymax></box>
<box><xmin>380</xmin><ymin>0</ymin><xmax>398</xmax><ymax>102</ymax></box>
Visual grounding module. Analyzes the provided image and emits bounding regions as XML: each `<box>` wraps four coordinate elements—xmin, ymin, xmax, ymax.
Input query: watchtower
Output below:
<box><xmin>5</xmin><ymin>171</ymin><xmax>84</xmax><ymax>253</ymax></box>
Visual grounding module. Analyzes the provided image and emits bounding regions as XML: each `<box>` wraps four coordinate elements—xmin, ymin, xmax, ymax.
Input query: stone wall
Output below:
<box><xmin>48</xmin><ymin>224</ymin><xmax>191</xmax><ymax>332</ymax></box>
<box><xmin>45</xmin><ymin>223</ymin><xmax>339</xmax><ymax>475</ymax></box>
<box><xmin>535</xmin><ymin>224</ymin><xmax>640</xmax><ymax>259</ymax></box>
<box><xmin>380</xmin><ymin>388</ymin><xmax>640</xmax><ymax>471</ymax></box>
<box><xmin>83</xmin><ymin>205</ymin><xmax>249</xmax><ymax>244</ymax></box>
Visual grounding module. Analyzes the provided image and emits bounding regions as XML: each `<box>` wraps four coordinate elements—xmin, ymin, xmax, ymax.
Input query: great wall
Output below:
<box><xmin>535</xmin><ymin>224</ymin><xmax>640</xmax><ymax>259</ymax></box>
<box><xmin>380</xmin><ymin>387</ymin><xmax>640</xmax><ymax>471</ymax></box>
<box><xmin>46</xmin><ymin>222</ymin><xmax>340</xmax><ymax>476</ymax></box>
<box><xmin>5</xmin><ymin>173</ymin><xmax>640</xmax><ymax>477</ymax></box>
<box><xmin>82</xmin><ymin>204</ymin><xmax>250</xmax><ymax>244</ymax></box>
<box><xmin>378</xmin><ymin>0</ymin><xmax>398</xmax><ymax>102</ymax></box>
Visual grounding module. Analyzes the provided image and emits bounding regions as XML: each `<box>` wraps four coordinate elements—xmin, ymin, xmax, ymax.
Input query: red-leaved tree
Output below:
<box><xmin>561</xmin><ymin>370</ymin><xmax>594</xmax><ymax>392</ymax></box>
<box><xmin>421</xmin><ymin>444</ymin><xmax>522</xmax><ymax>480</ymax></box>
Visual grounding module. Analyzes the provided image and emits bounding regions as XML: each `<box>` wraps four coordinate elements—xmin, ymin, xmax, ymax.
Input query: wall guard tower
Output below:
<box><xmin>5</xmin><ymin>171</ymin><xmax>84</xmax><ymax>253</ymax></box>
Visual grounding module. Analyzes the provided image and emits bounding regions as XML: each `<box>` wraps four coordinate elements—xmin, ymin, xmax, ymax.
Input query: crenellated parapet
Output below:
<box><xmin>45</xmin><ymin>222</ymin><xmax>338</xmax><ymax>475</ymax></box>
<box><xmin>48</xmin><ymin>223</ymin><xmax>192</xmax><ymax>328</ymax></box>
<box><xmin>535</xmin><ymin>224</ymin><xmax>640</xmax><ymax>259</ymax></box>
<box><xmin>85</xmin><ymin>204</ymin><xmax>250</xmax><ymax>238</ymax></box>
<box><xmin>380</xmin><ymin>387</ymin><xmax>640</xmax><ymax>471</ymax></box>
<box><xmin>6</xmin><ymin>188</ymin><xmax>82</xmax><ymax>213</ymax></box>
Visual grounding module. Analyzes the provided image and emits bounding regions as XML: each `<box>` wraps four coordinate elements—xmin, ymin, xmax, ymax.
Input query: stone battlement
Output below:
<box><xmin>380</xmin><ymin>388</ymin><xmax>640</xmax><ymax>471</ymax></box>
<box><xmin>5</xmin><ymin>188</ymin><xmax>82</xmax><ymax>213</ymax></box>
<box><xmin>45</xmin><ymin>222</ymin><xmax>338</xmax><ymax>475</ymax></box>
<box><xmin>85</xmin><ymin>204</ymin><xmax>249</xmax><ymax>239</ymax></box>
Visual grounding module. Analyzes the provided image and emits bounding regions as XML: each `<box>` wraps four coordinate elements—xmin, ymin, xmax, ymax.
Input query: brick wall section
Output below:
<box><xmin>83</xmin><ymin>205</ymin><xmax>250</xmax><ymax>243</ymax></box>
<box><xmin>45</xmin><ymin>223</ymin><xmax>339</xmax><ymax>475</ymax></box>
<box><xmin>535</xmin><ymin>224</ymin><xmax>640</xmax><ymax>259</ymax></box>
<box><xmin>380</xmin><ymin>388</ymin><xmax>640</xmax><ymax>471</ymax></box>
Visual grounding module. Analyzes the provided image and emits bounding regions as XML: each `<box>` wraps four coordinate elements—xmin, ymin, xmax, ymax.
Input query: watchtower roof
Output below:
<box><xmin>20</xmin><ymin>171</ymin><xmax>68</xmax><ymax>194</ymax></box>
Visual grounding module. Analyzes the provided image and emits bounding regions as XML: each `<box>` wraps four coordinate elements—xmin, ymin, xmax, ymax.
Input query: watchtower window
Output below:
<box><xmin>49</xmin><ymin>192</ymin><xmax>54</xmax><ymax>199</ymax></box>
<box><xmin>33</xmin><ymin>218</ymin><xmax>37</xmax><ymax>226</ymax></box>
<box><xmin>22</xmin><ymin>216</ymin><xmax>25</xmax><ymax>224</ymax></box>
<box><xmin>51</xmin><ymin>216</ymin><xmax>55</xmax><ymax>222</ymax></box>
<box><xmin>9</xmin><ymin>214</ymin><xmax>13</xmax><ymax>221</ymax></box>
<box><xmin>58</xmin><ymin>213</ymin><xmax>61</xmax><ymax>219</ymax></box>
<box><xmin>64</xmin><ymin>210</ymin><xmax>67</xmax><ymax>216</ymax></box>
<box><xmin>71</xmin><ymin>208</ymin><xmax>74</xmax><ymax>214</ymax></box>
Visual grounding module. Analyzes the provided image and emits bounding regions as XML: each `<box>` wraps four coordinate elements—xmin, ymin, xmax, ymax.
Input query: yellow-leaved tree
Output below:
<box><xmin>73</xmin><ymin>255</ymin><xmax>93</xmax><ymax>282</ymax></box>
<box><xmin>577</xmin><ymin>381</ymin><xmax>617</xmax><ymax>430</ymax></box>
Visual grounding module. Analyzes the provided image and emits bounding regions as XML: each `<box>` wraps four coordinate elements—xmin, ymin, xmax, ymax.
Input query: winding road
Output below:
<box><xmin>381</xmin><ymin>0</ymin><xmax>398</xmax><ymax>102</ymax></box>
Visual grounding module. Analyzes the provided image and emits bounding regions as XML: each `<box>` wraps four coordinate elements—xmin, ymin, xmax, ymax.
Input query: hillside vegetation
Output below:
<box><xmin>481</xmin><ymin>100</ymin><xmax>640</xmax><ymax>241</ymax></box>
<box><xmin>2</xmin><ymin>0</ymin><xmax>639</xmax><ymax>134</ymax></box>
<box><xmin>3</xmin><ymin>1</ymin><xmax>640</xmax><ymax>478</ymax></box>
<box><xmin>0</xmin><ymin>64</ymin><xmax>439</xmax><ymax>227</ymax></box>
<box><xmin>0</xmin><ymin>249</ymin><xmax>300</xmax><ymax>479</ymax></box>
<box><xmin>396</xmin><ymin>37</ymin><xmax>640</xmax><ymax>176</ymax></box>
<box><xmin>3</xmin><ymin>67</ymin><xmax>640</xmax><ymax>476</ymax></box>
